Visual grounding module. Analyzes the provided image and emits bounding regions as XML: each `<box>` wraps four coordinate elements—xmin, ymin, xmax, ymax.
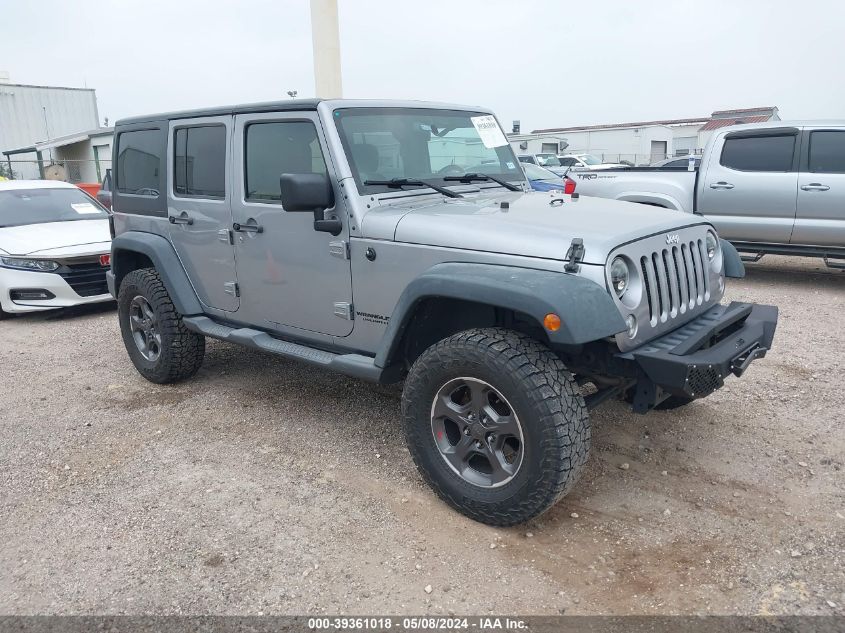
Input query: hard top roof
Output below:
<box><xmin>114</xmin><ymin>98</ymin><xmax>494</xmax><ymax>126</ymax></box>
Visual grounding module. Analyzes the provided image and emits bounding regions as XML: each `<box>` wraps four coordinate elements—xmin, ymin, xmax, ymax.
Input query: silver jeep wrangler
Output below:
<box><xmin>107</xmin><ymin>99</ymin><xmax>778</xmax><ymax>525</ymax></box>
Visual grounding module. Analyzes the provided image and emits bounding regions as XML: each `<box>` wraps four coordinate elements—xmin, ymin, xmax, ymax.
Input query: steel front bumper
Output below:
<box><xmin>621</xmin><ymin>302</ymin><xmax>778</xmax><ymax>412</ymax></box>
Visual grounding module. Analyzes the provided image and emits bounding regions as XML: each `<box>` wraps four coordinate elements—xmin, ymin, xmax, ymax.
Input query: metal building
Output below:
<box><xmin>0</xmin><ymin>74</ymin><xmax>100</xmax><ymax>179</ymax></box>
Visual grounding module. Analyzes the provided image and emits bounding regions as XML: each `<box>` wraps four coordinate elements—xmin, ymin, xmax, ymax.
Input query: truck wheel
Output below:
<box><xmin>117</xmin><ymin>268</ymin><xmax>205</xmax><ymax>384</ymax></box>
<box><xmin>402</xmin><ymin>328</ymin><xmax>589</xmax><ymax>526</ymax></box>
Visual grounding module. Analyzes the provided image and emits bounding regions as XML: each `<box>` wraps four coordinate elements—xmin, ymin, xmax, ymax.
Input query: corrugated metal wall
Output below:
<box><xmin>0</xmin><ymin>84</ymin><xmax>99</xmax><ymax>154</ymax></box>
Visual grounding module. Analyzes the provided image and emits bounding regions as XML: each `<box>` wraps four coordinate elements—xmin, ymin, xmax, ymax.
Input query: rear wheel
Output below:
<box><xmin>402</xmin><ymin>328</ymin><xmax>589</xmax><ymax>526</ymax></box>
<box><xmin>118</xmin><ymin>268</ymin><xmax>205</xmax><ymax>383</ymax></box>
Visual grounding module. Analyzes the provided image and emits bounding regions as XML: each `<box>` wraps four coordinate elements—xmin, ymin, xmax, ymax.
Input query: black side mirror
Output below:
<box><xmin>279</xmin><ymin>172</ymin><xmax>341</xmax><ymax>235</ymax></box>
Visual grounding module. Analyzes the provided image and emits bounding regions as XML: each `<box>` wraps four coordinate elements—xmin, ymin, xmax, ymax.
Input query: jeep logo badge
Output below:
<box><xmin>666</xmin><ymin>234</ymin><xmax>680</xmax><ymax>245</ymax></box>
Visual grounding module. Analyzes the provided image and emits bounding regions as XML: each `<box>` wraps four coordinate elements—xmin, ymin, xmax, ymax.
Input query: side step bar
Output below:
<box><xmin>183</xmin><ymin>316</ymin><xmax>384</xmax><ymax>382</ymax></box>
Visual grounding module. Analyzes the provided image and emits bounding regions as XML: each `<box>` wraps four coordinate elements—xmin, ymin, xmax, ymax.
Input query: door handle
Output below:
<box><xmin>169</xmin><ymin>214</ymin><xmax>193</xmax><ymax>225</ymax></box>
<box><xmin>801</xmin><ymin>183</ymin><xmax>830</xmax><ymax>191</ymax></box>
<box><xmin>233</xmin><ymin>221</ymin><xmax>264</xmax><ymax>234</ymax></box>
<box><xmin>710</xmin><ymin>181</ymin><xmax>735</xmax><ymax>190</ymax></box>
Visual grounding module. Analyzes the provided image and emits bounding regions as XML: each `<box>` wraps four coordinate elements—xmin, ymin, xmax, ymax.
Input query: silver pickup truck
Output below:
<box><xmin>571</xmin><ymin>121</ymin><xmax>845</xmax><ymax>268</ymax></box>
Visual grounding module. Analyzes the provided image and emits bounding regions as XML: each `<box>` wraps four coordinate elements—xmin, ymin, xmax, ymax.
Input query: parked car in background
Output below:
<box><xmin>558</xmin><ymin>153</ymin><xmax>628</xmax><ymax>170</ymax></box>
<box><xmin>0</xmin><ymin>180</ymin><xmax>113</xmax><ymax>317</ymax></box>
<box><xmin>518</xmin><ymin>153</ymin><xmax>578</xmax><ymax>177</ymax></box>
<box><xmin>522</xmin><ymin>162</ymin><xmax>576</xmax><ymax>193</ymax></box>
<box><xmin>517</xmin><ymin>153</ymin><xmax>563</xmax><ymax>169</ymax></box>
<box><xmin>97</xmin><ymin>168</ymin><xmax>113</xmax><ymax>210</ymax></box>
<box><xmin>650</xmin><ymin>155</ymin><xmax>702</xmax><ymax>169</ymax></box>
<box><xmin>569</xmin><ymin>121</ymin><xmax>845</xmax><ymax>268</ymax></box>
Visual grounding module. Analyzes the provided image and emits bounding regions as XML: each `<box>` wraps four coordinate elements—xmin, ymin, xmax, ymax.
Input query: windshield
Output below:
<box><xmin>333</xmin><ymin>108</ymin><xmax>523</xmax><ymax>194</ymax></box>
<box><xmin>521</xmin><ymin>163</ymin><xmax>562</xmax><ymax>181</ymax></box>
<box><xmin>580</xmin><ymin>154</ymin><xmax>604</xmax><ymax>165</ymax></box>
<box><xmin>535</xmin><ymin>154</ymin><xmax>561</xmax><ymax>167</ymax></box>
<box><xmin>0</xmin><ymin>187</ymin><xmax>109</xmax><ymax>228</ymax></box>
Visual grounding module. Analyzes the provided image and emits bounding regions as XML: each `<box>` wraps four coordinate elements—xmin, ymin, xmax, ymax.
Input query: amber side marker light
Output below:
<box><xmin>544</xmin><ymin>313</ymin><xmax>562</xmax><ymax>332</ymax></box>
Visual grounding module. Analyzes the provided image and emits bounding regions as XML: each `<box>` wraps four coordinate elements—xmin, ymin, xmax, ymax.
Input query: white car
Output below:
<box><xmin>0</xmin><ymin>180</ymin><xmax>113</xmax><ymax>316</ymax></box>
<box><xmin>557</xmin><ymin>153</ymin><xmax>628</xmax><ymax>170</ymax></box>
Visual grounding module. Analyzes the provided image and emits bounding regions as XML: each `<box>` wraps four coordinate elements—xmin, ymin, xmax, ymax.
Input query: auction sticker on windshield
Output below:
<box><xmin>471</xmin><ymin>115</ymin><xmax>508</xmax><ymax>149</ymax></box>
<box><xmin>71</xmin><ymin>202</ymin><xmax>100</xmax><ymax>214</ymax></box>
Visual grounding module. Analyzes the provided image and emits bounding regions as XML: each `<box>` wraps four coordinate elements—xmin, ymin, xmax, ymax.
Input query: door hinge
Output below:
<box><xmin>333</xmin><ymin>301</ymin><xmax>354</xmax><ymax>320</ymax></box>
<box><xmin>224</xmin><ymin>281</ymin><xmax>240</xmax><ymax>297</ymax></box>
<box><xmin>329</xmin><ymin>240</ymin><xmax>349</xmax><ymax>259</ymax></box>
<box><xmin>218</xmin><ymin>228</ymin><xmax>233</xmax><ymax>245</ymax></box>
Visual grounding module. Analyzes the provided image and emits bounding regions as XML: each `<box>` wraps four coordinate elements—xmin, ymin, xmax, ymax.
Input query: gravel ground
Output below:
<box><xmin>0</xmin><ymin>256</ymin><xmax>843</xmax><ymax>616</ymax></box>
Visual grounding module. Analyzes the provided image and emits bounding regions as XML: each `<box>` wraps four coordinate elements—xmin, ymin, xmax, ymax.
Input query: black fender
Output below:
<box><xmin>721</xmin><ymin>239</ymin><xmax>745</xmax><ymax>278</ymax></box>
<box><xmin>374</xmin><ymin>262</ymin><xmax>627</xmax><ymax>369</ymax></box>
<box><xmin>110</xmin><ymin>231</ymin><xmax>203</xmax><ymax>315</ymax></box>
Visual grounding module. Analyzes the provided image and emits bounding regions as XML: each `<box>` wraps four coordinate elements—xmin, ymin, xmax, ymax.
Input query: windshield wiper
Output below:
<box><xmin>363</xmin><ymin>178</ymin><xmax>463</xmax><ymax>199</ymax></box>
<box><xmin>442</xmin><ymin>173</ymin><xmax>521</xmax><ymax>192</ymax></box>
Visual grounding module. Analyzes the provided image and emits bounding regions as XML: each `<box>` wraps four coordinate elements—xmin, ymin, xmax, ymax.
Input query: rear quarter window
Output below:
<box><xmin>808</xmin><ymin>130</ymin><xmax>845</xmax><ymax>173</ymax></box>
<box><xmin>720</xmin><ymin>134</ymin><xmax>795</xmax><ymax>172</ymax></box>
<box><xmin>116</xmin><ymin>130</ymin><xmax>162</xmax><ymax>196</ymax></box>
<box><xmin>112</xmin><ymin>124</ymin><xmax>167</xmax><ymax>216</ymax></box>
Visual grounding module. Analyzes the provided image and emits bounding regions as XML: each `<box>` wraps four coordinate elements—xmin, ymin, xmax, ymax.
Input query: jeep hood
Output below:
<box><xmin>363</xmin><ymin>190</ymin><xmax>709</xmax><ymax>264</ymax></box>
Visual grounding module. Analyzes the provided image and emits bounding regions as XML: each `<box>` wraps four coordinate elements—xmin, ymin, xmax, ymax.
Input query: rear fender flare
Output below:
<box><xmin>111</xmin><ymin>231</ymin><xmax>203</xmax><ymax>315</ymax></box>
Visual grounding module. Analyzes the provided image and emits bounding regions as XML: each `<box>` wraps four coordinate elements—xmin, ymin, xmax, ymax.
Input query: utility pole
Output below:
<box><xmin>310</xmin><ymin>0</ymin><xmax>343</xmax><ymax>98</ymax></box>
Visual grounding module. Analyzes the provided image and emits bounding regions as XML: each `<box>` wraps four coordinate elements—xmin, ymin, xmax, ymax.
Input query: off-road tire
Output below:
<box><xmin>118</xmin><ymin>268</ymin><xmax>205</xmax><ymax>384</ymax></box>
<box><xmin>402</xmin><ymin>328</ymin><xmax>590</xmax><ymax>526</ymax></box>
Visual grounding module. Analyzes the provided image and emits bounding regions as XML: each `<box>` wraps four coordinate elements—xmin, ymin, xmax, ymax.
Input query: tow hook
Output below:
<box><xmin>730</xmin><ymin>344</ymin><xmax>766</xmax><ymax>377</ymax></box>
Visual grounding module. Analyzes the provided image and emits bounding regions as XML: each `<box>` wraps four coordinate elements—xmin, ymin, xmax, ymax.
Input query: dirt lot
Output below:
<box><xmin>1</xmin><ymin>256</ymin><xmax>843</xmax><ymax>616</ymax></box>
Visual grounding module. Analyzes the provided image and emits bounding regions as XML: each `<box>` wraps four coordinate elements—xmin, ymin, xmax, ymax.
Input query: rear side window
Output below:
<box><xmin>244</xmin><ymin>121</ymin><xmax>327</xmax><ymax>202</ymax></box>
<box><xmin>116</xmin><ymin>130</ymin><xmax>162</xmax><ymax>196</ymax></box>
<box><xmin>720</xmin><ymin>134</ymin><xmax>795</xmax><ymax>172</ymax></box>
<box><xmin>174</xmin><ymin>125</ymin><xmax>226</xmax><ymax>198</ymax></box>
<box><xmin>808</xmin><ymin>130</ymin><xmax>845</xmax><ymax>173</ymax></box>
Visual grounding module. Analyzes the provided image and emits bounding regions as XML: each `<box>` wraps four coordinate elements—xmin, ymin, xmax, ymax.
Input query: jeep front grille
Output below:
<box><xmin>639</xmin><ymin>239</ymin><xmax>710</xmax><ymax>327</ymax></box>
<box><xmin>607</xmin><ymin>225</ymin><xmax>723</xmax><ymax>352</ymax></box>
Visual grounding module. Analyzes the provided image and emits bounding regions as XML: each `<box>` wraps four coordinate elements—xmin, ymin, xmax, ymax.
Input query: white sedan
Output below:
<box><xmin>0</xmin><ymin>180</ymin><xmax>113</xmax><ymax>317</ymax></box>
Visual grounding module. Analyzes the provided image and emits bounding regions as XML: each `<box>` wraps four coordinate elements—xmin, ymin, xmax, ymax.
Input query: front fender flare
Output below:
<box><xmin>375</xmin><ymin>262</ymin><xmax>627</xmax><ymax>368</ymax></box>
<box><xmin>721</xmin><ymin>239</ymin><xmax>745</xmax><ymax>278</ymax></box>
<box><xmin>111</xmin><ymin>231</ymin><xmax>203</xmax><ymax>315</ymax></box>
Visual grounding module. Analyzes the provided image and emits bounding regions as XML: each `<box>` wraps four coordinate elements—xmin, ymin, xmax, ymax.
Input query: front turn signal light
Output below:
<box><xmin>544</xmin><ymin>313</ymin><xmax>562</xmax><ymax>332</ymax></box>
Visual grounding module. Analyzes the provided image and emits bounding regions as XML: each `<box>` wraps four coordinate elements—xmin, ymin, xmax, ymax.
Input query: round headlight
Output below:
<box><xmin>610</xmin><ymin>257</ymin><xmax>630</xmax><ymax>299</ymax></box>
<box><xmin>705</xmin><ymin>232</ymin><xmax>719</xmax><ymax>261</ymax></box>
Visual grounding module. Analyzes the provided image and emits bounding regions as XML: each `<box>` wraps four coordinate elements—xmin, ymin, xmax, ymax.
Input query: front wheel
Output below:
<box><xmin>402</xmin><ymin>328</ymin><xmax>590</xmax><ymax>526</ymax></box>
<box><xmin>117</xmin><ymin>268</ymin><xmax>205</xmax><ymax>384</ymax></box>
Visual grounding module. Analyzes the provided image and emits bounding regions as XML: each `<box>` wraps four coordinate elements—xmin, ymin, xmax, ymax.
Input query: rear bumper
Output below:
<box><xmin>621</xmin><ymin>301</ymin><xmax>778</xmax><ymax>412</ymax></box>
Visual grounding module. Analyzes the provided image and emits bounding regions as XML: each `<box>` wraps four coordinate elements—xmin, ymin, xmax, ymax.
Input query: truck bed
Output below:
<box><xmin>571</xmin><ymin>167</ymin><xmax>698</xmax><ymax>213</ymax></box>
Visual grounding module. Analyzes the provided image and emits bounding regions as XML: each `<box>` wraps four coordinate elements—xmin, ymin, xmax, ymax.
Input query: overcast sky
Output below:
<box><xmin>2</xmin><ymin>0</ymin><xmax>843</xmax><ymax>131</ymax></box>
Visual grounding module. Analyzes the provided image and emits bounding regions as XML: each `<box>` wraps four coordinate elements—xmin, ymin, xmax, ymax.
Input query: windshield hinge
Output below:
<box><xmin>564</xmin><ymin>238</ymin><xmax>585</xmax><ymax>273</ymax></box>
<box><xmin>329</xmin><ymin>240</ymin><xmax>349</xmax><ymax>260</ymax></box>
<box><xmin>334</xmin><ymin>302</ymin><xmax>354</xmax><ymax>320</ymax></box>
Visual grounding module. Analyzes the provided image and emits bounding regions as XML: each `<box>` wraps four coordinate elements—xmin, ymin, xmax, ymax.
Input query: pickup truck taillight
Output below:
<box><xmin>564</xmin><ymin>177</ymin><xmax>576</xmax><ymax>195</ymax></box>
